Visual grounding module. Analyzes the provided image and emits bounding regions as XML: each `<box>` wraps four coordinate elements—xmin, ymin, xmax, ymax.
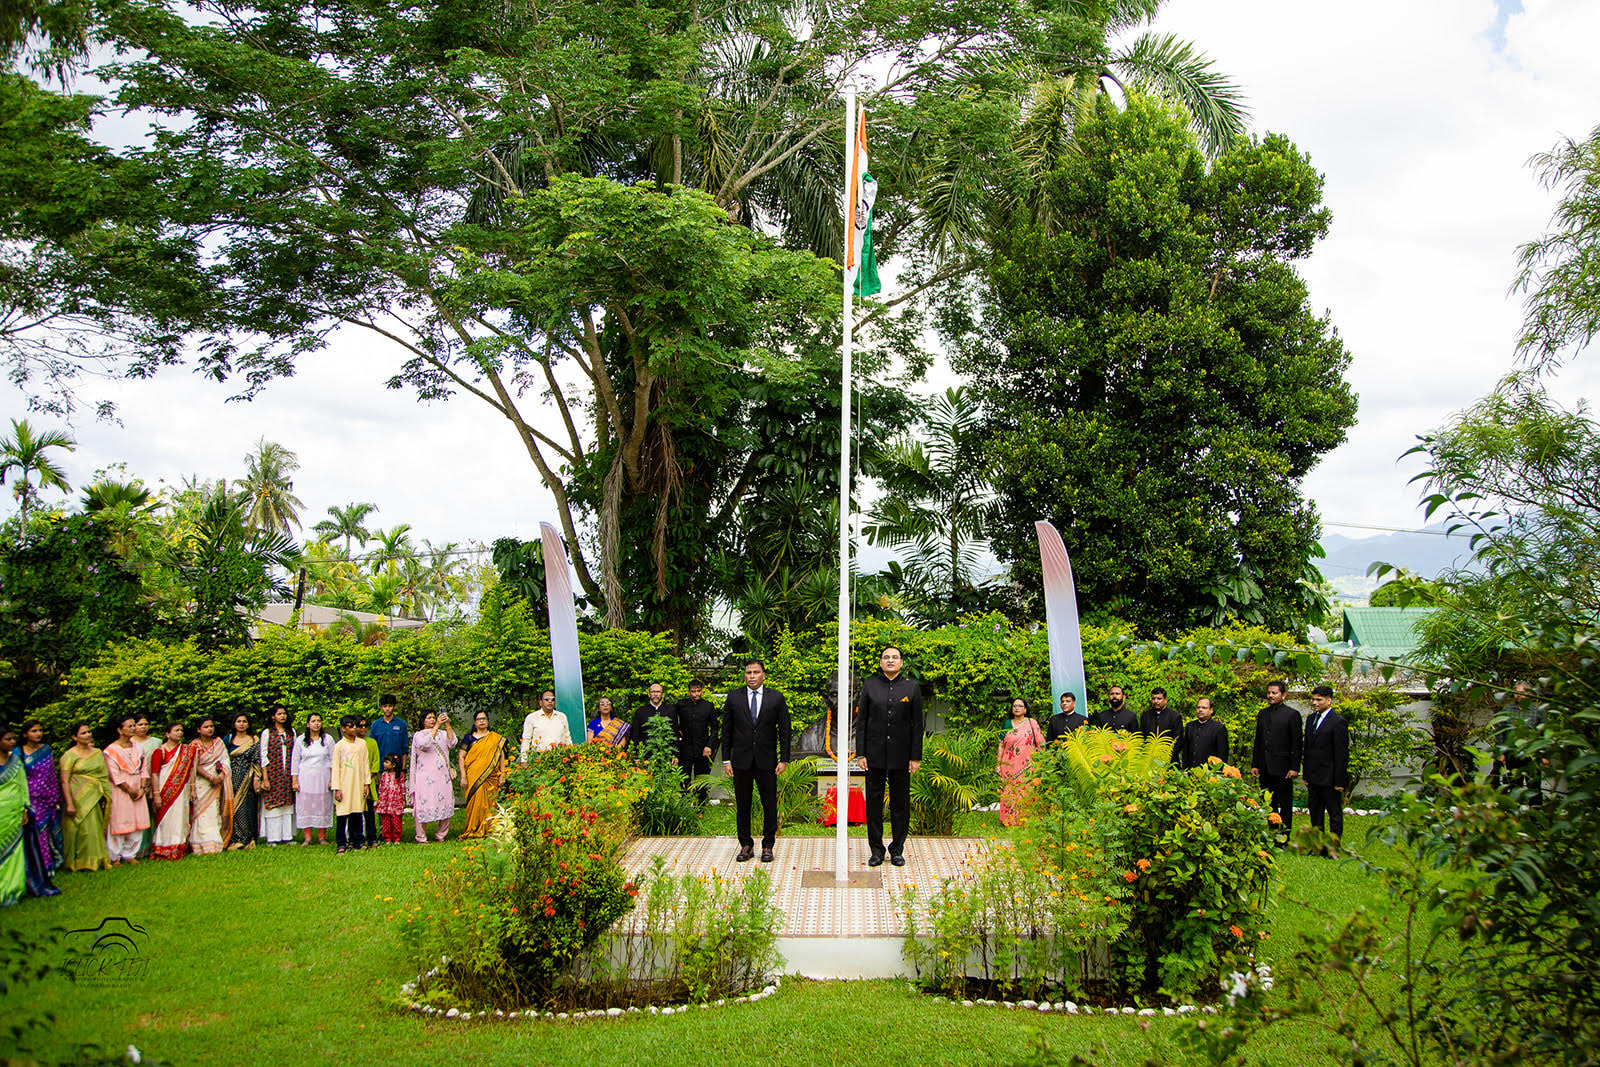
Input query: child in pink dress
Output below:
<box><xmin>375</xmin><ymin>755</ymin><xmax>406</xmax><ymax>843</ymax></box>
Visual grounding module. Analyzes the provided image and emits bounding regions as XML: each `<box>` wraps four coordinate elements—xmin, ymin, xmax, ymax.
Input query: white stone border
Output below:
<box><xmin>917</xmin><ymin>962</ymin><xmax>1273</xmax><ymax>1017</ymax></box>
<box><xmin>398</xmin><ymin>968</ymin><xmax>782</xmax><ymax>1022</ymax></box>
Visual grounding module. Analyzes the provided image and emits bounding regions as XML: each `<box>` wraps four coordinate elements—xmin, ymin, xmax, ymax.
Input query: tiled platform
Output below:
<box><xmin>620</xmin><ymin>835</ymin><xmax>988</xmax><ymax>938</ymax></box>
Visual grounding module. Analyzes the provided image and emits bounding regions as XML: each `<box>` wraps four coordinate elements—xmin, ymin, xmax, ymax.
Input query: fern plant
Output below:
<box><xmin>742</xmin><ymin>756</ymin><xmax>822</xmax><ymax>830</ymax></box>
<box><xmin>1038</xmin><ymin>726</ymin><xmax>1177</xmax><ymax>806</ymax></box>
<box><xmin>909</xmin><ymin>729</ymin><xmax>1002</xmax><ymax>835</ymax></box>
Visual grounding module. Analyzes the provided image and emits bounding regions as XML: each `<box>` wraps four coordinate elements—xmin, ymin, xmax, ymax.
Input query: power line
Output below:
<box><xmin>1322</xmin><ymin>521</ymin><xmax>1456</xmax><ymax>537</ymax></box>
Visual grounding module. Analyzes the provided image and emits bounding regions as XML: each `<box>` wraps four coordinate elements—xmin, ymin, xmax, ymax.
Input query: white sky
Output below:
<box><xmin>4</xmin><ymin>0</ymin><xmax>1599</xmax><ymax>558</ymax></box>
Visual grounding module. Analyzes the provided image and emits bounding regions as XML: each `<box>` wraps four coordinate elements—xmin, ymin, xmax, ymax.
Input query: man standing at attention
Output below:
<box><xmin>721</xmin><ymin>659</ymin><xmax>790</xmax><ymax>864</ymax></box>
<box><xmin>674</xmin><ymin>680</ymin><xmax>720</xmax><ymax>801</ymax></box>
<box><xmin>1138</xmin><ymin>687</ymin><xmax>1184</xmax><ymax>761</ymax></box>
<box><xmin>1178</xmin><ymin>697</ymin><xmax>1229</xmax><ymax>769</ymax></box>
<box><xmin>1045</xmin><ymin>691</ymin><xmax>1087</xmax><ymax>746</ymax></box>
<box><xmin>520</xmin><ymin>689</ymin><xmax>573</xmax><ymax>759</ymax></box>
<box><xmin>854</xmin><ymin>646</ymin><xmax>923</xmax><ymax>868</ymax></box>
<box><xmin>1090</xmin><ymin>685</ymin><xmax>1138</xmax><ymax>733</ymax></box>
<box><xmin>1251</xmin><ymin>680</ymin><xmax>1302</xmax><ymax>845</ymax></box>
<box><xmin>1301</xmin><ymin>685</ymin><xmax>1349</xmax><ymax>854</ymax></box>
<box><xmin>634</xmin><ymin>683</ymin><xmax>678</xmax><ymax>759</ymax></box>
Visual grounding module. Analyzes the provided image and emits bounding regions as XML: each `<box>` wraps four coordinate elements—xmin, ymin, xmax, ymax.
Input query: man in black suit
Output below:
<box><xmin>1046</xmin><ymin>691</ymin><xmax>1088</xmax><ymax>746</ymax></box>
<box><xmin>854</xmin><ymin>646</ymin><xmax>923</xmax><ymax>867</ymax></box>
<box><xmin>1178</xmin><ymin>697</ymin><xmax>1229</xmax><ymax>769</ymax></box>
<box><xmin>1089</xmin><ymin>685</ymin><xmax>1138</xmax><ymax>732</ymax></box>
<box><xmin>1301</xmin><ymin>684</ymin><xmax>1349</xmax><ymax>852</ymax></box>
<box><xmin>634</xmin><ymin>683</ymin><xmax>677</xmax><ymax>758</ymax></box>
<box><xmin>721</xmin><ymin>659</ymin><xmax>791</xmax><ymax>863</ymax></box>
<box><xmin>1139</xmin><ymin>687</ymin><xmax>1184</xmax><ymax>762</ymax></box>
<box><xmin>674</xmin><ymin>680</ymin><xmax>719</xmax><ymax>802</ymax></box>
<box><xmin>1251</xmin><ymin>680</ymin><xmax>1302</xmax><ymax>845</ymax></box>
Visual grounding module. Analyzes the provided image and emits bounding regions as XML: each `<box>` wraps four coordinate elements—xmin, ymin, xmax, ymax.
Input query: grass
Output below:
<box><xmin>2</xmin><ymin>812</ymin><xmax>1409</xmax><ymax>1066</ymax></box>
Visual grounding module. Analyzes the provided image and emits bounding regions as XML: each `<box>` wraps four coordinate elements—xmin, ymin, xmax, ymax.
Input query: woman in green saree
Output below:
<box><xmin>58</xmin><ymin>722</ymin><xmax>112</xmax><ymax>872</ymax></box>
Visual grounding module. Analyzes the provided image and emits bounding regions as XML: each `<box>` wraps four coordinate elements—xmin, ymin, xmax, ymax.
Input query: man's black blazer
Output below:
<box><xmin>1046</xmin><ymin>711</ymin><xmax>1088</xmax><ymax>746</ymax></box>
<box><xmin>1252</xmin><ymin>703</ymin><xmax>1303</xmax><ymax>777</ymax></box>
<box><xmin>720</xmin><ymin>686</ymin><xmax>792</xmax><ymax>772</ymax></box>
<box><xmin>854</xmin><ymin>671</ymin><xmax>924</xmax><ymax>770</ymax></box>
<box><xmin>1301</xmin><ymin>710</ymin><xmax>1350</xmax><ymax>789</ymax></box>
<box><xmin>1089</xmin><ymin>706</ymin><xmax>1138</xmax><ymax>732</ymax></box>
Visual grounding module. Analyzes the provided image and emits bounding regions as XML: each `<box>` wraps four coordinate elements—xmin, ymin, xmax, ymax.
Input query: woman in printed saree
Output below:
<box><xmin>457</xmin><ymin>711</ymin><xmax>505</xmax><ymax>839</ymax></box>
<box><xmin>291</xmin><ymin>712</ymin><xmax>334</xmax><ymax>847</ymax></box>
<box><xmin>996</xmin><ymin>698</ymin><xmax>1045</xmax><ymax>827</ymax></box>
<box><xmin>408</xmin><ymin>710</ymin><xmax>456</xmax><ymax>843</ymax></box>
<box><xmin>148</xmin><ymin>721</ymin><xmax>195</xmax><ymax>861</ymax></box>
<box><xmin>58</xmin><ymin>723</ymin><xmax>111</xmax><ymax>871</ymax></box>
<box><xmin>587</xmin><ymin>697</ymin><xmax>630</xmax><ymax>747</ymax></box>
<box><xmin>258</xmin><ymin>705</ymin><xmax>296</xmax><ymax>845</ymax></box>
<box><xmin>19</xmin><ymin>720</ymin><xmax>63</xmax><ymax>874</ymax></box>
<box><xmin>1</xmin><ymin>726</ymin><xmax>60</xmax><ymax>903</ymax></box>
<box><xmin>131</xmin><ymin>714</ymin><xmax>160</xmax><ymax>858</ymax></box>
<box><xmin>104</xmin><ymin>717</ymin><xmax>150</xmax><ymax>864</ymax></box>
<box><xmin>188</xmin><ymin>717</ymin><xmax>230</xmax><ymax>855</ymax></box>
<box><xmin>224</xmin><ymin>713</ymin><xmax>259</xmax><ymax>849</ymax></box>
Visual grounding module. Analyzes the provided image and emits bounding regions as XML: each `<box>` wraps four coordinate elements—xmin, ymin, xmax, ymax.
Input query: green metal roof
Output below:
<box><xmin>1341</xmin><ymin>606</ymin><xmax>1439</xmax><ymax>662</ymax></box>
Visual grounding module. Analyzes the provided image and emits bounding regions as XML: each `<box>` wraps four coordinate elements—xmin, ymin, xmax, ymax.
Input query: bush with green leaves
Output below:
<box><xmin>909</xmin><ymin>727</ymin><xmax>1002</xmax><ymax>835</ymax></box>
<box><xmin>631</xmin><ymin>725</ymin><xmax>702</xmax><ymax>836</ymax></box>
<box><xmin>1021</xmin><ymin>751</ymin><xmax>1278</xmax><ymax>1000</ymax></box>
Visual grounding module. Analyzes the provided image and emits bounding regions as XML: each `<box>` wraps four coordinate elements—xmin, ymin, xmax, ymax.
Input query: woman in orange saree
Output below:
<box><xmin>456</xmin><ymin>711</ymin><xmax>505</xmax><ymax>839</ymax></box>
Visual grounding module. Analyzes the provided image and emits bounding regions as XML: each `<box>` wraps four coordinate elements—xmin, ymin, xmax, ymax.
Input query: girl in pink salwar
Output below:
<box><xmin>408</xmin><ymin>711</ymin><xmax>456</xmax><ymax>843</ymax></box>
<box><xmin>104</xmin><ymin>717</ymin><xmax>150</xmax><ymax>864</ymax></box>
<box><xmin>996</xmin><ymin>698</ymin><xmax>1045</xmax><ymax>827</ymax></box>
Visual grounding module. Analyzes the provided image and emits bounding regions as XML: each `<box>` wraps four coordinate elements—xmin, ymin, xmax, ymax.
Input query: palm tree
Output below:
<box><xmin>863</xmin><ymin>387</ymin><xmax>996</xmax><ymax>620</ymax></box>
<box><xmin>238</xmin><ymin>438</ymin><xmax>305</xmax><ymax>535</ymax></box>
<box><xmin>368</xmin><ymin>524</ymin><xmax>414</xmax><ymax>571</ymax></box>
<box><xmin>0</xmin><ymin>418</ymin><xmax>75</xmax><ymax>533</ymax></box>
<box><xmin>312</xmin><ymin>502</ymin><xmax>379</xmax><ymax>557</ymax></box>
<box><xmin>81</xmin><ymin>478</ymin><xmax>153</xmax><ymax>512</ymax></box>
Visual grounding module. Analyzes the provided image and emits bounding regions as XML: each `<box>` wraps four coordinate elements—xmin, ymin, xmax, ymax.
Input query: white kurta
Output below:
<box><xmin>290</xmin><ymin>734</ymin><xmax>335</xmax><ymax>829</ymax></box>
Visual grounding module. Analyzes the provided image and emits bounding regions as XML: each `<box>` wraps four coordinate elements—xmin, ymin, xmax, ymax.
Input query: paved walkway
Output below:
<box><xmin>619</xmin><ymin>835</ymin><xmax>988</xmax><ymax>938</ymax></box>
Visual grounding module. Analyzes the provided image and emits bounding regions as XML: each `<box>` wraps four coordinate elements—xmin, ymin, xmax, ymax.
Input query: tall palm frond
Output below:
<box><xmin>1111</xmin><ymin>32</ymin><xmax>1248</xmax><ymax>158</ymax></box>
<box><xmin>0</xmin><ymin>417</ymin><xmax>74</xmax><ymax>531</ymax></box>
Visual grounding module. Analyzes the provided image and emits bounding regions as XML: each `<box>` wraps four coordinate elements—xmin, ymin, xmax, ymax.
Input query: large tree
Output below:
<box><xmin>6</xmin><ymin>0</ymin><xmax>1246</xmax><ymax>645</ymax></box>
<box><xmin>949</xmin><ymin>98</ymin><xmax>1355</xmax><ymax>634</ymax></box>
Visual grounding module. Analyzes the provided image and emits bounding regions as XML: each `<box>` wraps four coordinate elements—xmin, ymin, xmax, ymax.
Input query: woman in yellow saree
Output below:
<box><xmin>456</xmin><ymin>711</ymin><xmax>505</xmax><ymax>839</ymax></box>
<box><xmin>587</xmin><ymin>697</ymin><xmax>630</xmax><ymax>748</ymax></box>
<box><xmin>58</xmin><ymin>723</ymin><xmax>112</xmax><ymax>872</ymax></box>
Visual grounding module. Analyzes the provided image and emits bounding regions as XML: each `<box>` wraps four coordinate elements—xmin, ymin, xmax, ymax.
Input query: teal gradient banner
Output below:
<box><xmin>1035</xmin><ymin>521</ymin><xmax>1087</xmax><ymax>716</ymax></box>
<box><xmin>539</xmin><ymin>522</ymin><xmax>587</xmax><ymax>745</ymax></box>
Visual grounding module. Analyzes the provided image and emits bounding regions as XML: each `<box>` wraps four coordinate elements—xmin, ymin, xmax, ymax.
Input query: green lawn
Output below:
<box><xmin>2</xmin><ymin>813</ymin><xmax>1400</xmax><ymax>1066</ymax></box>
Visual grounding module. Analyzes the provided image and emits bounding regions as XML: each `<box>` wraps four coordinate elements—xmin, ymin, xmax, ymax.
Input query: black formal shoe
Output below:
<box><xmin>868</xmin><ymin>852</ymin><xmax>885</xmax><ymax>867</ymax></box>
<box><xmin>736</xmin><ymin>845</ymin><xmax>755</xmax><ymax>862</ymax></box>
<box><xmin>890</xmin><ymin>853</ymin><xmax>905</xmax><ymax>867</ymax></box>
<box><xmin>760</xmin><ymin>848</ymin><xmax>774</xmax><ymax>863</ymax></box>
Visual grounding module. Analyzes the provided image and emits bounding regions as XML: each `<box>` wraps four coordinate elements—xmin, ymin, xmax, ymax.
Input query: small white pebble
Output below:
<box><xmin>1064</xmin><ymin>1002</ymin><xmax>1078</xmax><ymax>1014</ymax></box>
<box><xmin>1138</xmin><ymin>1008</ymin><xmax>1156</xmax><ymax>1017</ymax></box>
<box><xmin>1038</xmin><ymin>1002</ymin><xmax>1052</xmax><ymax>1012</ymax></box>
<box><xmin>960</xmin><ymin>999</ymin><xmax>974</xmax><ymax>1008</ymax></box>
<box><xmin>444</xmin><ymin>1008</ymin><xmax>459</xmax><ymax>1019</ymax></box>
<box><xmin>606</xmin><ymin>1007</ymin><xmax>623</xmax><ymax>1017</ymax></box>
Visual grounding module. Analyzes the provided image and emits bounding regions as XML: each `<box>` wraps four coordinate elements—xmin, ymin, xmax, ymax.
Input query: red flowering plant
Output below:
<box><xmin>399</xmin><ymin>778</ymin><xmax>640</xmax><ymax>1010</ymax></box>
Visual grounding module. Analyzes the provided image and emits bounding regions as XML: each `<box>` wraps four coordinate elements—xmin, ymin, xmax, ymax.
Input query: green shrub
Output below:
<box><xmin>909</xmin><ymin>728</ymin><xmax>1003</xmax><ymax>835</ymax></box>
<box><xmin>1020</xmin><ymin>759</ymin><xmax>1279</xmax><ymax>999</ymax></box>
<box><xmin>632</xmin><ymin>727</ymin><xmax>702</xmax><ymax>836</ymax></box>
<box><xmin>502</xmin><ymin>742</ymin><xmax>647</xmax><ymax>847</ymax></box>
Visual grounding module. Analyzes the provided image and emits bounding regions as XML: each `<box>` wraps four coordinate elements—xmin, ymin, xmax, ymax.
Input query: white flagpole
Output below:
<box><xmin>835</xmin><ymin>88</ymin><xmax>855</xmax><ymax>885</ymax></box>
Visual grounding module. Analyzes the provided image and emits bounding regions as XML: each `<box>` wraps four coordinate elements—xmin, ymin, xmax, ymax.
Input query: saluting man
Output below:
<box><xmin>854</xmin><ymin>646</ymin><xmax>924</xmax><ymax>868</ymax></box>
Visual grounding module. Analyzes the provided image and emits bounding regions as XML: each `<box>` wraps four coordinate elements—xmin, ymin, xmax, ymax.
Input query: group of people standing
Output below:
<box><xmin>0</xmin><ymin>696</ymin><xmax>472</xmax><ymax>904</ymax></box>
<box><xmin>993</xmin><ymin>679</ymin><xmax>1350</xmax><ymax>849</ymax></box>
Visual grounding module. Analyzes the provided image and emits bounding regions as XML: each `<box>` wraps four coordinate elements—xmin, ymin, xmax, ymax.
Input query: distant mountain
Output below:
<box><xmin>1318</xmin><ymin>524</ymin><xmax>1474</xmax><ymax>583</ymax></box>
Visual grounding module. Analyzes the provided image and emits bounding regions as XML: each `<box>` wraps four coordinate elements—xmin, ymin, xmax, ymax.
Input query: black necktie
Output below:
<box><xmin>749</xmin><ymin>688</ymin><xmax>759</xmax><ymax>724</ymax></box>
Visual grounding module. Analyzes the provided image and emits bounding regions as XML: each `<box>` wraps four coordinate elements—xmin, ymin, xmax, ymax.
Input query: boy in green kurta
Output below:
<box><xmin>332</xmin><ymin>717</ymin><xmax>371</xmax><ymax>854</ymax></box>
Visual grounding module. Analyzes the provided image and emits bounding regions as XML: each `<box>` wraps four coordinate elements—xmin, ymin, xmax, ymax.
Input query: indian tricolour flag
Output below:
<box><xmin>845</xmin><ymin>104</ymin><xmax>881</xmax><ymax>298</ymax></box>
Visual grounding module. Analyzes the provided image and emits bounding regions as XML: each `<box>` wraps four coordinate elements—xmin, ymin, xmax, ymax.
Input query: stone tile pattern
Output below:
<box><xmin>619</xmin><ymin>836</ymin><xmax>988</xmax><ymax>938</ymax></box>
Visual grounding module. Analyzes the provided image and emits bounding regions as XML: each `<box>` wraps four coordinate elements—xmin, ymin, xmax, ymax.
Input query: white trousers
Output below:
<box><xmin>262</xmin><ymin>805</ymin><xmax>295</xmax><ymax>843</ymax></box>
<box><xmin>106</xmin><ymin>830</ymin><xmax>142</xmax><ymax>862</ymax></box>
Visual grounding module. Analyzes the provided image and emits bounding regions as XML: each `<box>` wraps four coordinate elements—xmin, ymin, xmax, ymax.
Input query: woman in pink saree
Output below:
<box><xmin>188</xmin><ymin>717</ymin><xmax>231</xmax><ymax>855</ymax></box>
<box><xmin>103</xmin><ymin>717</ymin><xmax>150</xmax><ymax>864</ymax></box>
<box><xmin>996</xmin><ymin>698</ymin><xmax>1045</xmax><ymax>826</ymax></box>
<box><xmin>408</xmin><ymin>711</ymin><xmax>456</xmax><ymax>843</ymax></box>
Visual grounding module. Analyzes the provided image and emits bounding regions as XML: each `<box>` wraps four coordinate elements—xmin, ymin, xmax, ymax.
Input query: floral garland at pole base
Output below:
<box><xmin>398</xmin><ymin>965</ymin><xmax>782</xmax><ymax>1023</ymax></box>
<box><xmin>822</xmin><ymin>705</ymin><xmax>855</xmax><ymax>763</ymax></box>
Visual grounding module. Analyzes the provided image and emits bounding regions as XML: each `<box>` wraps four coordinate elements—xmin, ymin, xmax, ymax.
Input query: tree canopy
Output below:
<box><xmin>948</xmin><ymin>98</ymin><xmax>1355</xmax><ymax>634</ymax></box>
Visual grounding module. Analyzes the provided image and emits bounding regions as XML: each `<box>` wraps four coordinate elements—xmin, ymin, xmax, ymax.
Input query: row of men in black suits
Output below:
<box><xmin>1043</xmin><ymin>686</ymin><xmax>1231</xmax><ymax>769</ymax></box>
<box><xmin>1043</xmin><ymin>680</ymin><xmax>1351</xmax><ymax>847</ymax></box>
